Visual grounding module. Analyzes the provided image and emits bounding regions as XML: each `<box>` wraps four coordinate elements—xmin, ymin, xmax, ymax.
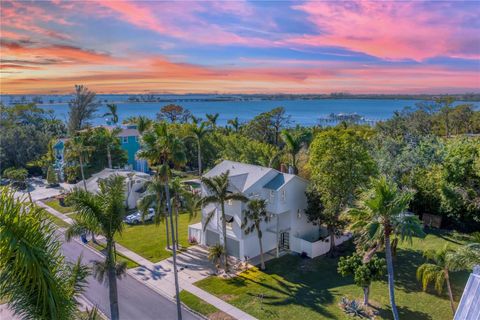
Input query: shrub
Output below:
<box><xmin>339</xmin><ymin>297</ymin><xmax>375</xmax><ymax>319</ymax></box>
<box><xmin>46</xmin><ymin>166</ymin><xmax>58</xmax><ymax>186</ymax></box>
<box><xmin>3</xmin><ymin>167</ymin><xmax>28</xmax><ymax>189</ymax></box>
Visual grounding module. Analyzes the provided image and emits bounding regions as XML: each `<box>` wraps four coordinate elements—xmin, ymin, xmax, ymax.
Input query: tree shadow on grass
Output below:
<box><xmin>236</xmin><ymin>254</ymin><xmax>357</xmax><ymax>319</ymax></box>
<box><xmin>244</xmin><ymin>275</ymin><xmax>337</xmax><ymax>319</ymax></box>
<box><xmin>375</xmin><ymin>305</ymin><xmax>433</xmax><ymax>320</ymax></box>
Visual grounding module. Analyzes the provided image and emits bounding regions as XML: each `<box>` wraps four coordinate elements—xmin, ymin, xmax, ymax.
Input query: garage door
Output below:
<box><xmin>226</xmin><ymin>237</ymin><xmax>240</xmax><ymax>258</ymax></box>
<box><xmin>206</xmin><ymin>230</ymin><xmax>220</xmax><ymax>246</ymax></box>
<box><xmin>205</xmin><ymin>230</ymin><xmax>240</xmax><ymax>258</ymax></box>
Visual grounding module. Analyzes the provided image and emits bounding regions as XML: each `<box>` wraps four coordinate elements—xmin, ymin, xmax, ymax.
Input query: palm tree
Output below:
<box><xmin>136</xmin><ymin>115</ymin><xmax>152</xmax><ymax>134</ymax></box>
<box><xmin>241</xmin><ymin>199</ymin><xmax>270</xmax><ymax>270</ymax></box>
<box><xmin>280</xmin><ymin>130</ymin><xmax>303</xmax><ymax>174</ymax></box>
<box><xmin>206</xmin><ymin>113</ymin><xmax>219</xmax><ymax>128</ymax></box>
<box><xmin>227</xmin><ymin>117</ymin><xmax>240</xmax><ymax>132</ymax></box>
<box><xmin>348</xmin><ymin>176</ymin><xmax>424</xmax><ymax>320</ymax></box>
<box><xmin>138</xmin><ymin>122</ymin><xmax>186</xmax><ymax>320</ymax></box>
<box><xmin>189</xmin><ymin>122</ymin><xmax>209</xmax><ymax>175</ymax></box>
<box><xmin>100</xmin><ymin>127</ymin><xmax>122</xmax><ymax>169</ymax></box>
<box><xmin>0</xmin><ymin>187</ymin><xmax>89</xmax><ymax>320</ymax></box>
<box><xmin>170</xmin><ymin>177</ymin><xmax>184</xmax><ymax>249</ymax></box>
<box><xmin>68</xmin><ymin>134</ymin><xmax>93</xmax><ymax>191</ymax></box>
<box><xmin>65</xmin><ymin>175</ymin><xmax>127</xmax><ymax>320</ymax></box>
<box><xmin>137</xmin><ymin>175</ymin><xmax>171</xmax><ymax>249</ymax></box>
<box><xmin>416</xmin><ymin>246</ymin><xmax>459</xmax><ymax>314</ymax></box>
<box><xmin>184</xmin><ymin>191</ymin><xmax>202</xmax><ymax>221</ymax></box>
<box><xmin>103</xmin><ymin>103</ymin><xmax>119</xmax><ymax>125</ymax></box>
<box><xmin>208</xmin><ymin>244</ymin><xmax>224</xmax><ymax>274</ymax></box>
<box><xmin>201</xmin><ymin>171</ymin><xmax>248</xmax><ymax>271</ymax></box>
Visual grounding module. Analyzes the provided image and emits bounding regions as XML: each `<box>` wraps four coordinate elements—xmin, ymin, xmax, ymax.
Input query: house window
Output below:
<box><xmin>227</xmin><ymin>199</ymin><xmax>233</xmax><ymax>205</ymax></box>
<box><xmin>281</xmin><ymin>189</ymin><xmax>286</xmax><ymax>202</ymax></box>
<box><xmin>225</xmin><ymin>215</ymin><xmax>234</xmax><ymax>229</ymax></box>
<box><xmin>121</xmin><ymin>137</ymin><xmax>128</xmax><ymax>144</ymax></box>
<box><xmin>270</xmin><ymin>190</ymin><xmax>275</xmax><ymax>201</ymax></box>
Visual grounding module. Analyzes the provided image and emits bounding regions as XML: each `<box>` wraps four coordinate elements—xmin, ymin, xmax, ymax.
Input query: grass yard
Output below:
<box><xmin>90</xmin><ymin>242</ymin><xmax>140</xmax><ymax>269</ymax></box>
<box><xmin>45</xmin><ymin>211</ymin><xmax>71</xmax><ymax>228</ymax></box>
<box><xmin>115</xmin><ymin>212</ymin><xmax>201</xmax><ymax>262</ymax></box>
<box><xmin>179</xmin><ymin>291</ymin><xmax>234</xmax><ymax>320</ymax></box>
<box><xmin>43</xmin><ymin>198</ymin><xmax>75</xmax><ymax>214</ymax></box>
<box><xmin>193</xmin><ymin>229</ymin><xmax>470</xmax><ymax>320</ymax></box>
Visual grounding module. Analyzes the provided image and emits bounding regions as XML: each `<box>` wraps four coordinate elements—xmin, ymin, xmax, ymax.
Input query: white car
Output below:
<box><xmin>124</xmin><ymin>208</ymin><xmax>155</xmax><ymax>224</ymax></box>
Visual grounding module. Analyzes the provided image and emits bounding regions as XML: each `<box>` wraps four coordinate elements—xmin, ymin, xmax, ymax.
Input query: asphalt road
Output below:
<box><xmin>60</xmin><ymin>237</ymin><xmax>200</xmax><ymax>320</ymax></box>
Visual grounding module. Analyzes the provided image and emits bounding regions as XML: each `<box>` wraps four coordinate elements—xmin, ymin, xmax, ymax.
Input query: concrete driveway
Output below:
<box><xmin>13</xmin><ymin>177</ymin><xmax>72</xmax><ymax>201</ymax></box>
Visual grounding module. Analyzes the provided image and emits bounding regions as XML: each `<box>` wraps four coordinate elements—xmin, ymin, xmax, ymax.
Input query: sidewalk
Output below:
<box><xmin>37</xmin><ymin>200</ymin><xmax>257</xmax><ymax>320</ymax></box>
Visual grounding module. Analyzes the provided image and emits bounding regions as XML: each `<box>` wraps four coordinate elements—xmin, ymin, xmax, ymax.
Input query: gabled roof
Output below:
<box><xmin>204</xmin><ymin>160</ymin><xmax>275</xmax><ymax>192</ymax></box>
<box><xmin>204</xmin><ymin>160</ymin><xmax>303</xmax><ymax>193</ymax></box>
<box><xmin>118</xmin><ymin>128</ymin><xmax>139</xmax><ymax>137</ymax></box>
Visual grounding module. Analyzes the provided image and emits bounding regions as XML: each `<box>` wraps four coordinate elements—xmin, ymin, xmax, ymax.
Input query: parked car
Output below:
<box><xmin>124</xmin><ymin>208</ymin><xmax>155</xmax><ymax>224</ymax></box>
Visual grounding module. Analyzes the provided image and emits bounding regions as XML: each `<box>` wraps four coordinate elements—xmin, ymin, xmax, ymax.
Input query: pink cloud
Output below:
<box><xmin>1</xmin><ymin>1</ymin><xmax>72</xmax><ymax>40</ymax></box>
<box><xmin>289</xmin><ymin>1</ymin><xmax>480</xmax><ymax>61</ymax></box>
<box><xmin>94</xmin><ymin>0</ymin><xmax>271</xmax><ymax>46</ymax></box>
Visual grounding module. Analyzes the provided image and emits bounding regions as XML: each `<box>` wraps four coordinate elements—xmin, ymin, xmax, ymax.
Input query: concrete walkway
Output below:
<box><xmin>37</xmin><ymin>200</ymin><xmax>257</xmax><ymax>320</ymax></box>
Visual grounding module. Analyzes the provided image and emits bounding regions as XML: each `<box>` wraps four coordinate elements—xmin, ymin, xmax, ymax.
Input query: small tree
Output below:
<box><xmin>208</xmin><ymin>244</ymin><xmax>224</xmax><ymax>274</ymax></box>
<box><xmin>416</xmin><ymin>246</ymin><xmax>461</xmax><ymax>314</ymax></box>
<box><xmin>338</xmin><ymin>253</ymin><xmax>386</xmax><ymax>306</ymax></box>
<box><xmin>241</xmin><ymin>199</ymin><xmax>270</xmax><ymax>270</ymax></box>
<box><xmin>46</xmin><ymin>165</ymin><xmax>58</xmax><ymax>186</ymax></box>
<box><xmin>157</xmin><ymin>104</ymin><xmax>191</xmax><ymax>123</ymax></box>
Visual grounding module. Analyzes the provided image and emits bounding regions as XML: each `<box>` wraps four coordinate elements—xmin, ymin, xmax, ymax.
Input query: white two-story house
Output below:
<box><xmin>188</xmin><ymin>160</ymin><xmax>322</xmax><ymax>261</ymax></box>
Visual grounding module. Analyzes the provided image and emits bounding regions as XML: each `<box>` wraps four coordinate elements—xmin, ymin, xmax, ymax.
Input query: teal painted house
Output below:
<box><xmin>118</xmin><ymin>125</ymin><xmax>148</xmax><ymax>173</ymax></box>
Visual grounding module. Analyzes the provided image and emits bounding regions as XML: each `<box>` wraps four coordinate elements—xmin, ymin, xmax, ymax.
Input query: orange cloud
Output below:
<box><xmin>1</xmin><ymin>40</ymin><xmax>115</xmax><ymax>65</ymax></box>
<box><xmin>2</xmin><ymin>53</ymin><xmax>478</xmax><ymax>94</ymax></box>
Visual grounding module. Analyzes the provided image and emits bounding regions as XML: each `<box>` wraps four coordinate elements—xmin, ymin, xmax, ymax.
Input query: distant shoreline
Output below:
<box><xmin>2</xmin><ymin>93</ymin><xmax>480</xmax><ymax>104</ymax></box>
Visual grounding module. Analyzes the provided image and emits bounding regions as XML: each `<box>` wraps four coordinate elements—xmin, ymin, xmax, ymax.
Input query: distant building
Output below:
<box><xmin>53</xmin><ymin>124</ymin><xmax>149</xmax><ymax>180</ymax></box>
<box><xmin>188</xmin><ymin>160</ymin><xmax>350</xmax><ymax>262</ymax></box>
<box><xmin>117</xmin><ymin>124</ymin><xmax>148</xmax><ymax>172</ymax></box>
<box><xmin>66</xmin><ymin>168</ymin><xmax>150</xmax><ymax>209</ymax></box>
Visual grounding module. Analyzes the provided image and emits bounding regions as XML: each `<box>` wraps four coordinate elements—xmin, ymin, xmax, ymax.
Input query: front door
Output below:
<box><xmin>280</xmin><ymin>232</ymin><xmax>290</xmax><ymax>250</ymax></box>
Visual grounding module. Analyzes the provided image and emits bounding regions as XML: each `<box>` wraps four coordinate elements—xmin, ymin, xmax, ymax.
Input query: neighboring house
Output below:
<box><xmin>454</xmin><ymin>265</ymin><xmax>480</xmax><ymax>320</ymax></box>
<box><xmin>188</xmin><ymin>160</ymin><xmax>349</xmax><ymax>261</ymax></box>
<box><xmin>118</xmin><ymin>124</ymin><xmax>149</xmax><ymax>173</ymax></box>
<box><xmin>66</xmin><ymin>168</ymin><xmax>150</xmax><ymax>209</ymax></box>
<box><xmin>53</xmin><ymin>124</ymin><xmax>149</xmax><ymax>181</ymax></box>
<box><xmin>53</xmin><ymin>138</ymin><xmax>68</xmax><ymax>181</ymax></box>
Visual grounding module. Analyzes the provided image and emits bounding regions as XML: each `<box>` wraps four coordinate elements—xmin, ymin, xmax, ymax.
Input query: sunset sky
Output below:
<box><xmin>1</xmin><ymin>0</ymin><xmax>479</xmax><ymax>94</ymax></box>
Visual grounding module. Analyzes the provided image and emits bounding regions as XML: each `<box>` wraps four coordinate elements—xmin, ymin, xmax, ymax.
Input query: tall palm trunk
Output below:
<box><xmin>385</xmin><ymin>232</ymin><xmax>399</xmax><ymax>320</ymax></box>
<box><xmin>164</xmin><ymin>181</ymin><xmax>182</xmax><ymax>320</ymax></box>
<box><xmin>107</xmin><ymin>145</ymin><xmax>113</xmax><ymax>169</ymax></box>
<box><xmin>328</xmin><ymin>226</ymin><xmax>336</xmax><ymax>256</ymax></box>
<box><xmin>258</xmin><ymin>233</ymin><xmax>265</xmax><ymax>270</ymax></box>
<box><xmin>175</xmin><ymin>200</ymin><xmax>179</xmax><ymax>249</ymax></box>
<box><xmin>79</xmin><ymin>155</ymin><xmax>87</xmax><ymax>191</ymax></box>
<box><xmin>197</xmin><ymin>141</ymin><xmax>202</xmax><ymax>176</ymax></box>
<box><xmin>221</xmin><ymin>202</ymin><xmax>229</xmax><ymax>272</ymax></box>
<box><xmin>445</xmin><ymin>268</ymin><xmax>456</xmax><ymax>314</ymax></box>
<box><xmin>106</xmin><ymin>240</ymin><xmax>120</xmax><ymax>320</ymax></box>
<box><xmin>363</xmin><ymin>286</ymin><xmax>370</xmax><ymax>306</ymax></box>
<box><xmin>159</xmin><ymin>195</ymin><xmax>170</xmax><ymax>250</ymax></box>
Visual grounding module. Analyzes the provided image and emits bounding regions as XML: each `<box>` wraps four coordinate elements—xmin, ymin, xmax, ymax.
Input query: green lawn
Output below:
<box><xmin>45</xmin><ymin>212</ymin><xmax>71</xmax><ymax>228</ymax></box>
<box><xmin>43</xmin><ymin>198</ymin><xmax>75</xmax><ymax>214</ymax></box>
<box><xmin>179</xmin><ymin>291</ymin><xmax>230</xmax><ymax>319</ymax></box>
<box><xmin>115</xmin><ymin>212</ymin><xmax>201</xmax><ymax>262</ymax></box>
<box><xmin>194</xmin><ymin>229</ymin><xmax>470</xmax><ymax>320</ymax></box>
<box><xmin>90</xmin><ymin>242</ymin><xmax>140</xmax><ymax>269</ymax></box>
